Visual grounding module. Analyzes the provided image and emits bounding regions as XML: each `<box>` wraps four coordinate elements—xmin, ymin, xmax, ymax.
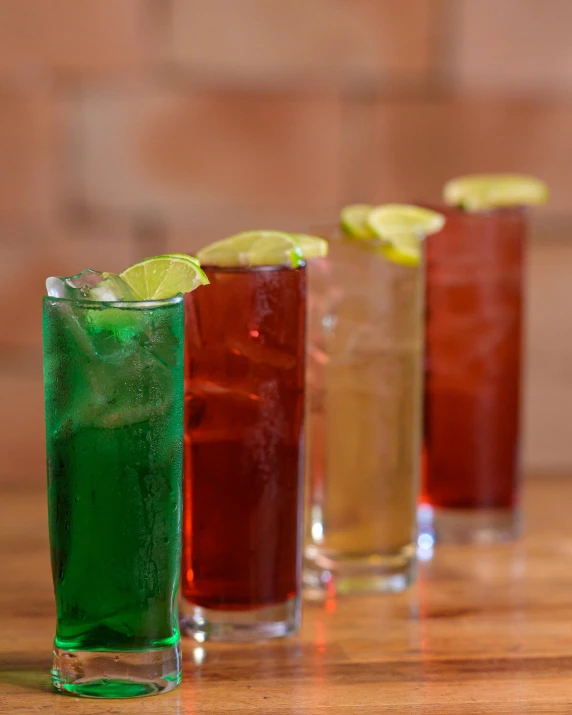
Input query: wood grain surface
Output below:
<box><xmin>2</xmin><ymin>477</ymin><xmax>572</xmax><ymax>714</ymax></box>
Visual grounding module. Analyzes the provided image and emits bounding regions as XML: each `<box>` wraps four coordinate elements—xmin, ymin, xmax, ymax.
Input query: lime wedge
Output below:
<box><xmin>379</xmin><ymin>233</ymin><xmax>423</xmax><ymax>267</ymax></box>
<box><xmin>291</xmin><ymin>234</ymin><xmax>329</xmax><ymax>259</ymax></box>
<box><xmin>444</xmin><ymin>174</ymin><xmax>549</xmax><ymax>211</ymax></box>
<box><xmin>340</xmin><ymin>204</ymin><xmax>375</xmax><ymax>239</ymax></box>
<box><xmin>337</xmin><ymin>203</ymin><xmax>444</xmax><ymax>266</ymax></box>
<box><xmin>367</xmin><ymin>204</ymin><xmax>445</xmax><ymax>239</ymax></box>
<box><xmin>196</xmin><ymin>231</ymin><xmax>304</xmax><ymax>268</ymax></box>
<box><xmin>120</xmin><ymin>254</ymin><xmax>209</xmax><ymax>300</ymax></box>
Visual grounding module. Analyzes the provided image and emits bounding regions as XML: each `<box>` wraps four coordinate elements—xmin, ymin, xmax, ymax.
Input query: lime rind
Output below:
<box><xmin>340</xmin><ymin>204</ymin><xmax>376</xmax><ymax>239</ymax></box>
<box><xmin>444</xmin><ymin>174</ymin><xmax>550</xmax><ymax>211</ymax></box>
<box><xmin>154</xmin><ymin>253</ymin><xmax>201</xmax><ymax>266</ymax></box>
<box><xmin>197</xmin><ymin>231</ymin><xmax>304</xmax><ymax>268</ymax></box>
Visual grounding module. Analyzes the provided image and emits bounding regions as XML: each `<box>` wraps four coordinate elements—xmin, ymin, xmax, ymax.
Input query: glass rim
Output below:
<box><xmin>43</xmin><ymin>293</ymin><xmax>185</xmax><ymax>309</ymax></box>
<box><xmin>199</xmin><ymin>263</ymin><xmax>306</xmax><ymax>272</ymax></box>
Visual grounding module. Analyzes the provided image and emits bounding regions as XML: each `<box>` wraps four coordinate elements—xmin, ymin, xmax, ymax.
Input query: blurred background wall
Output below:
<box><xmin>1</xmin><ymin>0</ymin><xmax>571</xmax><ymax>484</ymax></box>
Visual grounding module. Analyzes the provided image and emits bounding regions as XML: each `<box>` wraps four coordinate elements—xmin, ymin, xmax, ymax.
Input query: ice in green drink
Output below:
<box><xmin>43</xmin><ymin>257</ymin><xmax>208</xmax><ymax>698</ymax></box>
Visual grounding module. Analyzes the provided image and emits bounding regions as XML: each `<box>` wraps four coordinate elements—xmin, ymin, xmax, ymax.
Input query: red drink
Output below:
<box><xmin>421</xmin><ymin>207</ymin><xmax>525</xmax><ymax>543</ymax></box>
<box><xmin>181</xmin><ymin>266</ymin><xmax>306</xmax><ymax>640</ymax></box>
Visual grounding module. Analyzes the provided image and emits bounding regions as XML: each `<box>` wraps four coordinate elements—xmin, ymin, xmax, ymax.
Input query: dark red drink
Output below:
<box><xmin>421</xmin><ymin>207</ymin><xmax>525</xmax><ymax>542</ymax></box>
<box><xmin>181</xmin><ymin>266</ymin><xmax>306</xmax><ymax>640</ymax></box>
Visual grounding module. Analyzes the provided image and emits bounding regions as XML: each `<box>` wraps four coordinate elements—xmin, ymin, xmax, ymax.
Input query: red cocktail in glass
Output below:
<box><xmin>181</xmin><ymin>265</ymin><xmax>306</xmax><ymax>640</ymax></box>
<box><xmin>421</xmin><ymin>207</ymin><xmax>525</xmax><ymax>543</ymax></box>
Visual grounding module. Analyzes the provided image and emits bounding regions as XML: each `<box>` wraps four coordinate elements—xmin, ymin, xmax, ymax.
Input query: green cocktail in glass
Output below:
<box><xmin>43</xmin><ymin>257</ymin><xmax>208</xmax><ymax>698</ymax></box>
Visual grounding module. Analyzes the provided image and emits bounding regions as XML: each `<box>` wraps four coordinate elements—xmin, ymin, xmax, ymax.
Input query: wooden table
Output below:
<box><xmin>2</xmin><ymin>477</ymin><xmax>572</xmax><ymax>714</ymax></box>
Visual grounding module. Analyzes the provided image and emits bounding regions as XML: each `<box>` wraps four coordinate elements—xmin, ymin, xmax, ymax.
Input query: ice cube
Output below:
<box><xmin>46</xmin><ymin>269</ymin><xmax>104</xmax><ymax>299</ymax></box>
<box><xmin>87</xmin><ymin>273</ymin><xmax>136</xmax><ymax>301</ymax></box>
<box><xmin>66</xmin><ymin>268</ymin><xmax>103</xmax><ymax>293</ymax></box>
<box><xmin>46</xmin><ymin>269</ymin><xmax>135</xmax><ymax>301</ymax></box>
<box><xmin>46</xmin><ymin>276</ymin><xmax>80</xmax><ymax>299</ymax></box>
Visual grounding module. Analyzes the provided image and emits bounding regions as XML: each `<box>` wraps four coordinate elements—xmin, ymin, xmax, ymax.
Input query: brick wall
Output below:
<box><xmin>1</xmin><ymin>0</ymin><xmax>571</xmax><ymax>482</ymax></box>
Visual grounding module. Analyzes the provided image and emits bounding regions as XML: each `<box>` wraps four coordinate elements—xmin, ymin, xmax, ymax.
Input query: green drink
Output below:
<box><xmin>43</xmin><ymin>257</ymin><xmax>208</xmax><ymax>698</ymax></box>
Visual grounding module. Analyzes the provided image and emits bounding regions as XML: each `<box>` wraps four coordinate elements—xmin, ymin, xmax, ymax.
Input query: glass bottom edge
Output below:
<box><xmin>418</xmin><ymin>504</ymin><xmax>522</xmax><ymax>546</ymax></box>
<box><xmin>179</xmin><ymin>595</ymin><xmax>301</xmax><ymax>643</ymax></box>
<box><xmin>51</xmin><ymin>643</ymin><xmax>181</xmax><ymax>699</ymax></box>
<box><xmin>303</xmin><ymin>546</ymin><xmax>416</xmax><ymax>598</ymax></box>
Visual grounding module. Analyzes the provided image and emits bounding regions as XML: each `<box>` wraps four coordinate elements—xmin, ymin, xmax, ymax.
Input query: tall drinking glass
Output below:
<box><xmin>420</xmin><ymin>207</ymin><xmax>525</xmax><ymax>543</ymax></box>
<box><xmin>43</xmin><ymin>295</ymin><xmax>184</xmax><ymax>697</ymax></box>
<box><xmin>180</xmin><ymin>265</ymin><xmax>306</xmax><ymax>641</ymax></box>
<box><xmin>304</xmin><ymin>229</ymin><xmax>424</xmax><ymax>595</ymax></box>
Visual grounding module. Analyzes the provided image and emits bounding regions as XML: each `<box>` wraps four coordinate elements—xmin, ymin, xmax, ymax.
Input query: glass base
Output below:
<box><xmin>418</xmin><ymin>504</ymin><xmax>521</xmax><ymax>545</ymax></box>
<box><xmin>303</xmin><ymin>545</ymin><xmax>416</xmax><ymax>597</ymax></box>
<box><xmin>51</xmin><ymin>644</ymin><xmax>181</xmax><ymax>698</ymax></box>
<box><xmin>180</xmin><ymin>596</ymin><xmax>300</xmax><ymax>643</ymax></box>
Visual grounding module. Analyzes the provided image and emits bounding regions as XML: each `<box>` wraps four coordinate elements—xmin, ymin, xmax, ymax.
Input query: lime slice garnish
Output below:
<box><xmin>340</xmin><ymin>204</ymin><xmax>375</xmax><ymax>239</ymax></box>
<box><xmin>444</xmin><ymin>174</ymin><xmax>549</xmax><ymax>211</ymax></box>
<box><xmin>337</xmin><ymin>203</ymin><xmax>445</xmax><ymax>266</ymax></box>
<box><xmin>120</xmin><ymin>254</ymin><xmax>209</xmax><ymax>300</ymax></box>
<box><xmin>291</xmin><ymin>234</ymin><xmax>329</xmax><ymax>259</ymax></box>
<box><xmin>378</xmin><ymin>233</ymin><xmax>423</xmax><ymax>267</ymax></box>
<box><xmin>161</xmin><ymin>253</ymin><xmax>201</xmax><ymax>266</ymax></box>
<box><xmin>367</xmin><ymin>204</ymin><xmax>445</xmax><ymax>239</ymax></box>
<box><xmin>197</xmin><ymin>231</ymin><xmax>304</xmax><ymax>268</ymax></box>
<box><xmin>367</xmin><ymin>205</ymin><xmax>444</xmax><ymax>267</ymax></box>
